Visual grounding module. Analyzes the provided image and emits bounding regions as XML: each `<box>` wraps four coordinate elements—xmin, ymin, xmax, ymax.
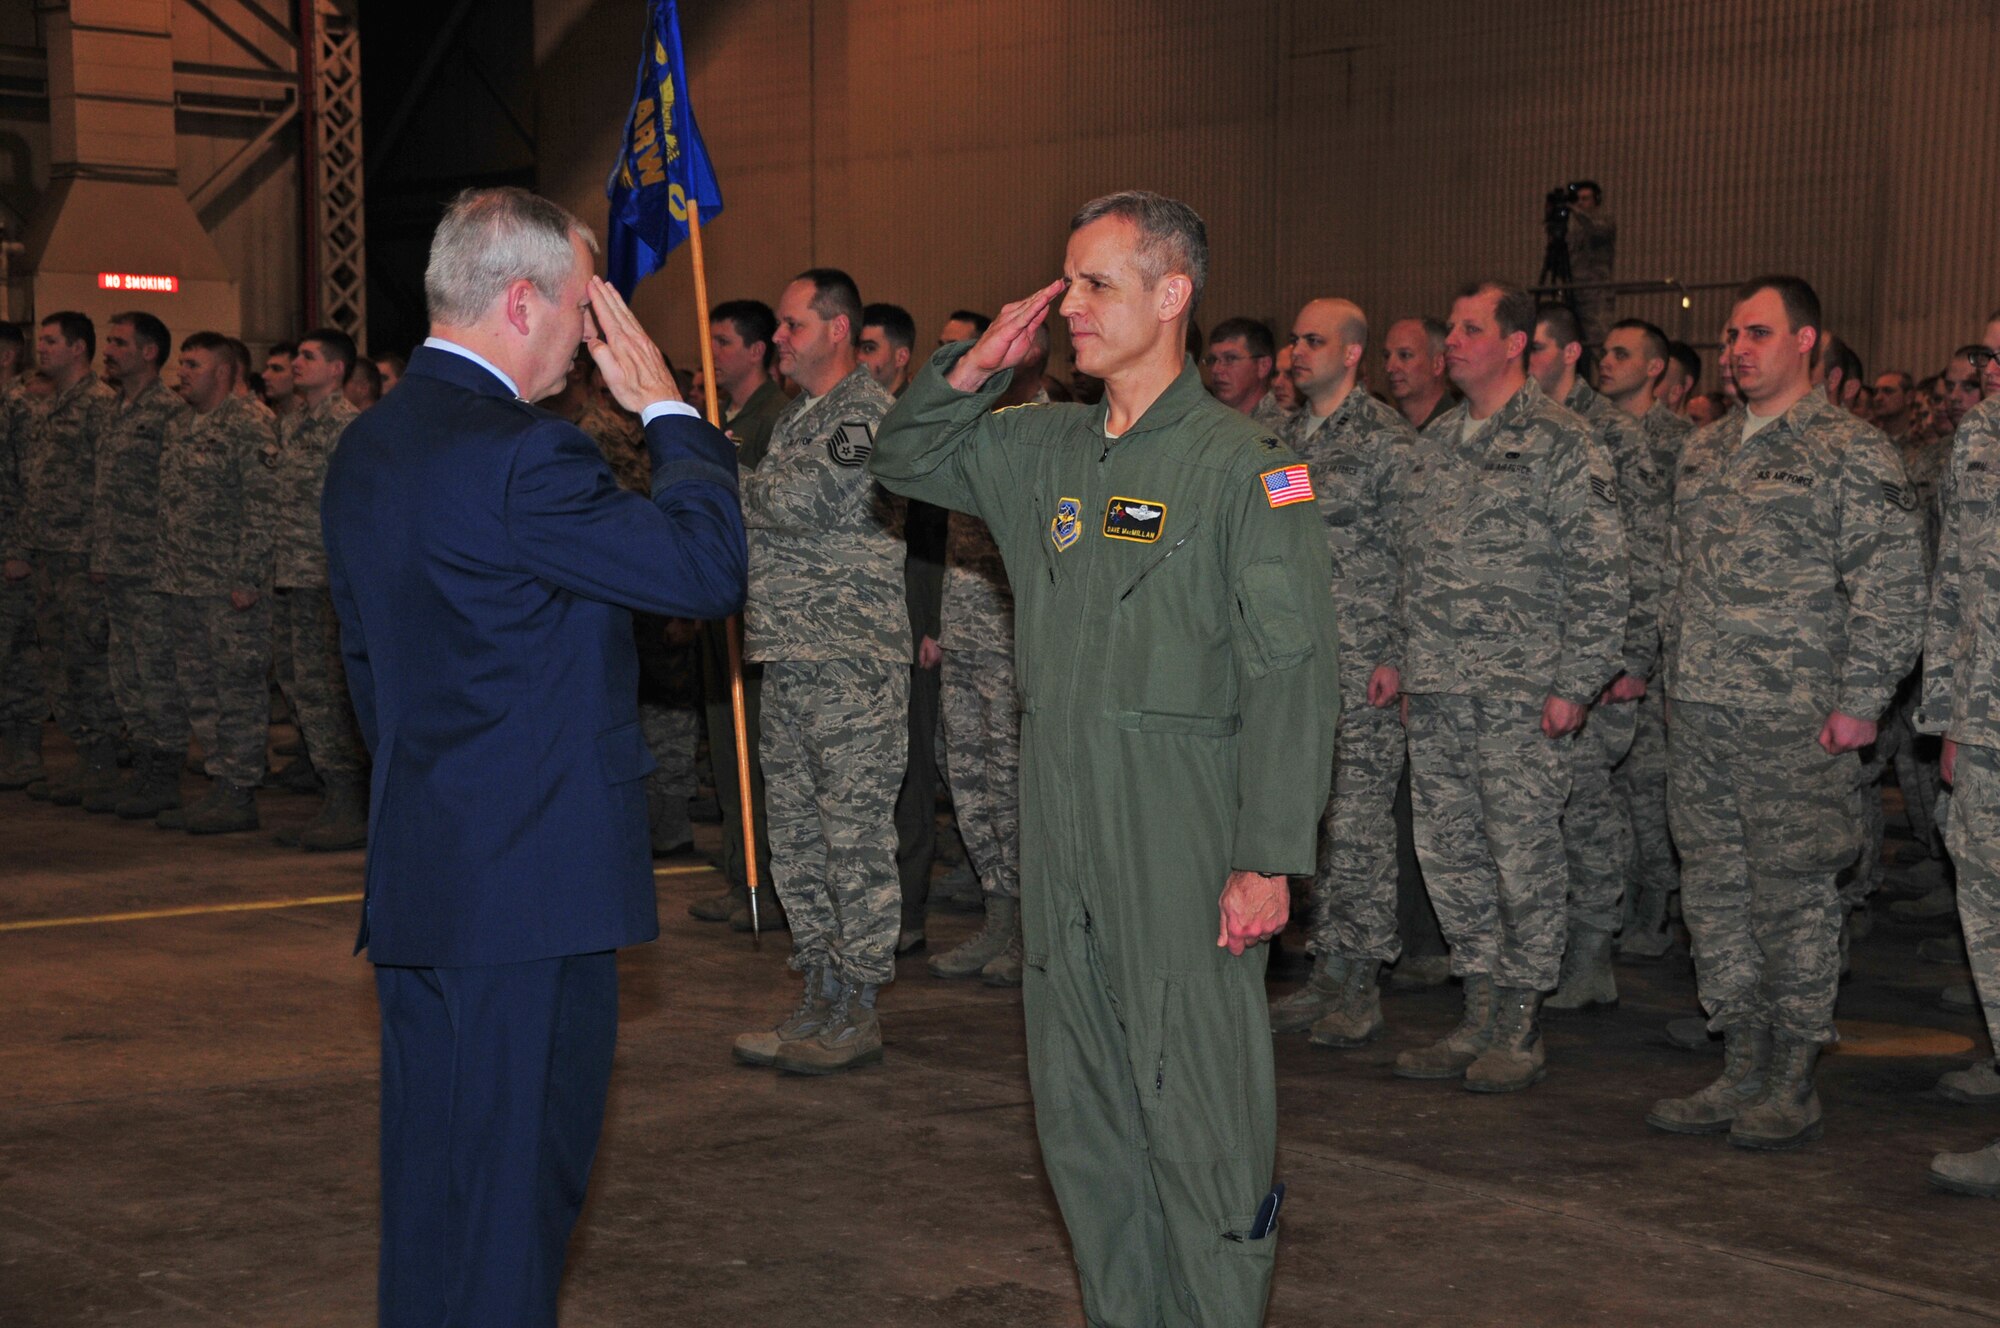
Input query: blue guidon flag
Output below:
<box><xmin>1261</xmin><ymin>463</ymin><xmax>1316</xmax><ymax>507</ymax></box>
<box><xmin>605</xmin><ymin>0</ymin><xmax>724</xmax><ymax>297</ymax></box>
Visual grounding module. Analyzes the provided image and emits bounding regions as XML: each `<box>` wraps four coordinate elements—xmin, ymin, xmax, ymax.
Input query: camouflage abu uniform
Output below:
<box><xmin>1283</xmin><ymin>387</ymin><xmax>1412</xmax><ymax>964</ymax></box>
<box><xmin>157</xmin><ymin>395</ymin><xmax>280</xmax><ymax>786</ymax></box>
<box><xmin>577</xmin><ymin>392</ymin><xmax>698</xmax><ymax>847</ymax></box>
<box><xmin>270</xmin><ymin>392</ymin><xmax>366</xmax><ymax>775</ymax></box>
<box><xmin>0</xmin><ymin>384</ymin><xmax>43</xmax><ymax>763</ymax></box>
<box><xmin>1566</xmin><ymin>207</ymin><xmax>1618</xmax><ymax>347</ymax></box>
<box><xmin>1664</xmin><ymin>389</ymin><xmax>1925</xmax><ymax>1044</ymax></box>
<box><xmin>742</xmin><ymin>366</ymin><xmax>908</xmax><ymax>987</ymax></box>
<box><xmin>1399</xmin><ymin>378</ymin><xmax>1628</xmax><ymax>991</ymax></box>
<box><xmin>1919</xmin><ymin>397</ymin><xmax>2000</xmax><ymax>1063</ymax></box>
<box><xmin>1620</xmin><ymin>403</ymin><xmax>1694</xmax><ymax>937</ymax></box>
<box><xmin>1250</xmin><ymin>389</ymin><xmax>1291</xmax><ymax>432</ymax></box>
<box><xmin>936</xmin><ymin>399</ymin><xmax>1029</xmax><ymax>904</ymax></box>
<box><xmin>19</xmin><ymin>372</ymin><xmax>121</xmax><ymax>755</ymax></box>
<box><xmin>91</xmin><ymin>378</ymin><xmax>191</xmax><ymax>755</ymax></box>
<box><xmin>1560</xmin><ymin>380</ymin><xmax>1667</xmax><ymax>938</ymax></box>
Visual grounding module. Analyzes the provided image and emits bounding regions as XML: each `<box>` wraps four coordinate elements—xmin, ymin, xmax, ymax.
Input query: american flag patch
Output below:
<box><xmin>1261</xmin><ymin>464</ymin><xmax>1315</xmax><ymax>507</ymax></box>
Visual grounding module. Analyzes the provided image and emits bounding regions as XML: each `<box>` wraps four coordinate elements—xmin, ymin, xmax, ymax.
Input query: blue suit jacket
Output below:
<box><xmin>321</xmin><ymin>345</ymin><xmax>747</xmax><ymax>967</ymax></box>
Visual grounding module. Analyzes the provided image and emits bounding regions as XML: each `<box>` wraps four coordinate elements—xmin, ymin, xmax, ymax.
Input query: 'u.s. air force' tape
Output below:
<box><xmin>827</xmin><ymin>422</ymin><xmax>874</xmax><ymax>466</ymax></box>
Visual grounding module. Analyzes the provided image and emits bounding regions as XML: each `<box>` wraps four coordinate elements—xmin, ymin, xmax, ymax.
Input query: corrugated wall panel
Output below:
<box><xmin>535</xmin><ymin>0</ymin><xmax>2000</xmax><ymax>391</ymax></box>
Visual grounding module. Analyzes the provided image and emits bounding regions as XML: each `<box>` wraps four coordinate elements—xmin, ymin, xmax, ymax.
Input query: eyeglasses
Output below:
<box><xmin>1201</xmin><ymin>352</ymin><xmax>1250</xmax><ymax>369</ymax></box>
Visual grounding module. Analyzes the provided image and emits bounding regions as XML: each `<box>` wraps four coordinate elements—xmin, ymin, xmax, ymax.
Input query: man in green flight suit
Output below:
<box><xmin>871</xmin><ymin>191</ymin><xmax>1341</xmax><ymax>1328</ymax></box>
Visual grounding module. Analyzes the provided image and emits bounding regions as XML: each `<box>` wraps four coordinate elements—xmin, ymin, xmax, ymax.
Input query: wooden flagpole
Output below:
<box><xmin>685</xmin><ymin>197</ymin><xmax>762</xmax><ymax>939</ymax></box>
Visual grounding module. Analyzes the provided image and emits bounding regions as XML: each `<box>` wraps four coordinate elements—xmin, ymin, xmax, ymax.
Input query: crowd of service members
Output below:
<box><xmin>3</xmin><ymin>267</ymin><xmax>1998</xmax><ymax>1193</ymax></box>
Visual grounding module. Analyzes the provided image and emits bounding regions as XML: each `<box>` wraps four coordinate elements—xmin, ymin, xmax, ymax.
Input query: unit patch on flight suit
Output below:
<box><xmin>1103</xmin><ymin>496</ymin><xmax>1166</xmax><ymax>543</ymax></box>
<box><xmin>1051</xmin><ymin>496</ymin><xmax>1082</xmax><ymax>551</ymax></box>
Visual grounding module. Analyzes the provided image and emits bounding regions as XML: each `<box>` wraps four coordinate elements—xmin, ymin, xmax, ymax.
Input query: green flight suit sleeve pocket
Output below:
<box><xmin>1234</xmin><ymin>559</ymin><xmax>1313</xmax><ymax>678</ymax></box>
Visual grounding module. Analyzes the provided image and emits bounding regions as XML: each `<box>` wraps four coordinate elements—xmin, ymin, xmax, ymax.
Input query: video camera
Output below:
<box><xmin>1544</xmin><ymin>182</ymin><xmax>1585</xmax><ymax>239</ymax></box>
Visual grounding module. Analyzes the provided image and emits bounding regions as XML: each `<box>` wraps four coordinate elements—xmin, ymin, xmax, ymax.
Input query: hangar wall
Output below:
<box><xmin>536</xmin><ymin>0</ymin><xmax>2000</xmax><ymax>389</ymax></box>
<box><xmin>0</xmin><ymin>1</ymin><xmax>305</xmax><ymax>354</ymax></box>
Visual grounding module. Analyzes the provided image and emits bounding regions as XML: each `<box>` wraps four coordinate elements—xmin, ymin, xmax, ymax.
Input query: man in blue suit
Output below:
<box><xmin>321</xmin><ymin>187</ymin><xmax>747</xmax><ymax>1327</ymax></box>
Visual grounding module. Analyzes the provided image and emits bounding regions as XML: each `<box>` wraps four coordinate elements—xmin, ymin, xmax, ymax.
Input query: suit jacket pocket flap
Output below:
<box><xmin>596</xmin><ymin>721</ymin><xmax>657</xmax><ymax>784</ymax></box>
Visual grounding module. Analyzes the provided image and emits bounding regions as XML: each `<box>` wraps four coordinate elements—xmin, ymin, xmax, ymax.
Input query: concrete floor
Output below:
<box><xmin>3</xmin><ymin>737</ymin><xmax>1999</xmax><ymax>1326</ymax></box>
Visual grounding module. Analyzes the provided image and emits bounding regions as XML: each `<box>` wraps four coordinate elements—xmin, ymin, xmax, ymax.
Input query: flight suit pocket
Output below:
<box><xmin>1235</xmin><ymin>560</ymin><xmax>1312</xmax><ymax>678</ymax></box>
<box><xmin>594</xmin><ymin>721</ymin><xmax>657</xmax><ymax>784</ymax></box>
<box><xmin>1111</xmin><ymin>710</ymin><xmax>1240</xmax><ymax>737</ymax></box>
<box><xmin>1021</xmin><ymin>956</ymin><xmax>1075</xmax><ymax>1115</ymax></box>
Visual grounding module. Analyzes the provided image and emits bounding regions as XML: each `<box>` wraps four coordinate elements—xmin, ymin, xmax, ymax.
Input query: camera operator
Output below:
<box><xmin>1549</xmin><ymin>180</ymin><xmax>1616</xmax><ymax>347</ymax></box>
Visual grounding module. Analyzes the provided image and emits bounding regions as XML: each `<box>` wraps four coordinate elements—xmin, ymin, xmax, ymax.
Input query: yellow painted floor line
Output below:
<box><xmin>0</xmin><ymin>893</ymin><xmax>364</xmax><ymax>933</ymax></box>
<box><xmin>0</xmin><ymin>865</ymin><xmax>717</xmax><ymax>933</ymax></box>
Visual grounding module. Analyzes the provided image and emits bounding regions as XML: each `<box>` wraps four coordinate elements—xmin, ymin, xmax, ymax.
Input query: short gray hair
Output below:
<box><xmin>424</xmin><ymin>187</ymin><xmax>600</xmax><ymax>326</ymax></box>
<box><xmin>1070</xmin><ymin>190</ymin><xmax>1209</xmax><ymax>314</ymax></box>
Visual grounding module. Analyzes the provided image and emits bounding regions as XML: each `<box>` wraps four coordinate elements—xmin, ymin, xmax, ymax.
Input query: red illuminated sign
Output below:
<box><xmin>97</xmin><ymin>272</ymin><xmax>180</xmax><ymax>293</ymax></box>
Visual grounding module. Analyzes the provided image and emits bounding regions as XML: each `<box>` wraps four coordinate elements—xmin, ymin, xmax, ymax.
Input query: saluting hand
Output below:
<box><xmin>584</xmin><ymin>277</ymin><xmax>683</xmax><ymax>414</ymax></box>
<box><xmin>945</xmin><ymin>278</ymin><xmax>1067</xmax><ymax>393</ymax></box>
<box><xmin>1217</xmin><ymin>870</ymin><xmax>1289</xmax><ymax>956</ymax></box>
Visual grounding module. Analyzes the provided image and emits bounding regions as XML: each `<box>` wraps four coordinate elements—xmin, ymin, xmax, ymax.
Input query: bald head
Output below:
<box><xmin>1287</xmin><ymin>298</ymin><xmax>1369</xmax><ymax>409</ymax></box>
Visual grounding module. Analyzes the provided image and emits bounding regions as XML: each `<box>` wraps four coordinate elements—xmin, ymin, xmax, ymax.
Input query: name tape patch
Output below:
<box><xmin>1103</xmin><ymin>496</ymin><xmax>1166</xmax><ymax>542</ymax></box>
<box><xmin>1261</xmin><ymin>465</ymin><xmax>1315</xmax><ymax>508</ymax></box>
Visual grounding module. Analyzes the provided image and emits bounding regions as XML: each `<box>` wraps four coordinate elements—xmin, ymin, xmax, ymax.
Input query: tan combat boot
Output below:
<box><xmin>1464</xmin><ymin>987</ymin><xmax>1548</xmax><ymax>1093</ymax></box>
<box><xmin>1309</xmin><ymin>959</ymin><xmax>1384</xmax><ymax>1048</ymax></box>
<box><xmin>1646</xmin><ymin>1025</ymin><xmax>1770</xmax><ymax>1133</ymax></box>
<box><xmin>930</xmin><ymin>895</ymin><xmax>1017</xmax><ymax>979</ymax></box>
<box><xmin>1545</xmin><ymin>926</ymin><xmax>1618</xmax><ymax>1013</ymax></box>
<box><xmin>1393</xmin><ymin>974</ymin><xmax>1496</xmax><ymax>1080</ymax></box>
<box><xmin>732</xmin><ymin>968</ymin><xmax>834</xmax><ymax>1066</ymax></box>
<box><xmin>1938</xmin><ymin>1060</ymin><xmax>2000</xmax><ymax>1106</ymax></box>
<box><xmin>1930</xmin><ymin>1139</ymin><xmax>2000</xmax><ymax>1197</ymax></box>
<box><xmin>773</xmin><ymin>982</ymin><xmax>883</xmax><ymax>1075</ymax></box>
<box><xmin>1728</xmin><ymin>1034</ymin><xmax>1823</xmax><ymax>1150</ymax></box>
<box><xmin>1270</xmin><ymin>953</ymin><xmax>1349</xmax><ymax>1034</ymax></box>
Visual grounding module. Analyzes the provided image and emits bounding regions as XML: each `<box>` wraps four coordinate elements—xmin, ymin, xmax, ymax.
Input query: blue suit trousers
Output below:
<box><xmin>375</xmin><ymin>952</ymin><xmax>618</xmax><ymax>1327</ymax></box>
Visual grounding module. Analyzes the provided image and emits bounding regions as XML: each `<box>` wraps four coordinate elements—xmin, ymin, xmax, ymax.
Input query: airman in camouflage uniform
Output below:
<box><xmin>579</xmin><ymin>393</ymin><xmax>652</xmax><ymax>496</ymax></box>
<box><xmin>18</xmin><ymin>320</ymin><xmax>121</xmax><ymax>800</ymax></box>
<box><xmin>927</xmin><ymin>395</ymin><xmax>1031</xmax><ymax>985</ymax></box>
<box><xmin>0</xmin><ymin>368</ymin><xmax>45</xmax><ymax>788</ymax></box>
<box><xmin>156</xmin><ymin>336</ymin><xmax>281</xmax><ymax>833</ymax></box>
<box><xmin>270</xmin><ymin>371</ymin><xmax>366</xmax><ymax>847</ymax></box>
<box><xmin>731</xmin><ymin>274</ymin><xmax>908</xmax><ymax>1077</ymax></box>
<box><xmin>578</xmin><ymin>382</ymin><xmax>699</xmax><ymax>858</ymax></box>
<box><xmin>1917</xmin><ymin>395</ymin><xmax>2000</xmax><ymax>1192</ymax></box>
<box><xmin>1619</xmin><ymin>400</ymin><xmax>1695</xmax><ymax>955</ymax></box>
<box><xmin>1391</xmin><ymin>282</ymin><xmax>1627</xmax><ymax>1094</ymax></box>
<box><xmin>88</xmin><ymin>328</ymin><xmax>191</xmax><ymax>818</ymax></box>
<box><xmin>1650</xmin><ymin>279</ymin><xmax>1925</xmax><ymax>1150</ymax></box>
<box><xmin>1263</xmin><ymin>298</ymin><xmax>1415</xmax><ymax>1048</ymax></box>
<box><xmin>1533</xmin><ymin>305</ymin><xmax>1668</xmax><ymax>1013</ymax></box>
<box><xmin>1564</xmin><ymin>184</ymin><xmax>1617</xmax><ymax>347</ymax></box>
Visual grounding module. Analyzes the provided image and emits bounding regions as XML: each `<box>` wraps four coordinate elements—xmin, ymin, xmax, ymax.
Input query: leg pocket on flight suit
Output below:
<box><xmin>1146</xmin><ymin>975</ymin><xmax>1250</xmax><ymax>1160</ymax></box>
<box><xmin>1021</xmin><ymin>951</ymin><xmax>1075</xmax><ymax>1116</ymax></box>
